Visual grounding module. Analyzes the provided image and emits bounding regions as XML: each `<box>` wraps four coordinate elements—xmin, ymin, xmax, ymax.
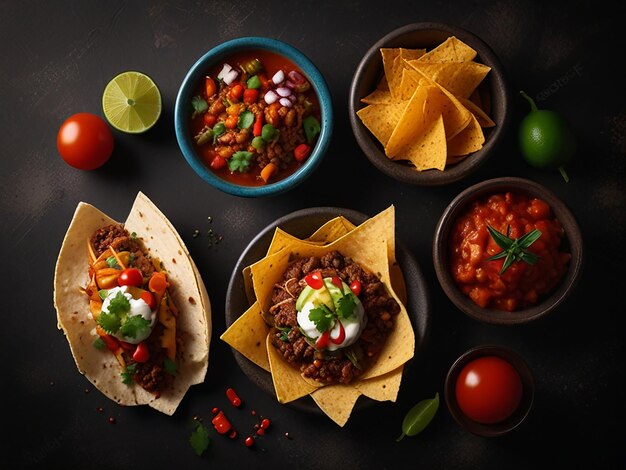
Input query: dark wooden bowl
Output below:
<box><xmin>349</xmin><ymin>22</ymin><xmax>511</xmax><ymax>186</ymax></box>
<box><xmin>433</xmin><ymin>177</ymin><xmax>584</xmax><ymax>324</ymax></box>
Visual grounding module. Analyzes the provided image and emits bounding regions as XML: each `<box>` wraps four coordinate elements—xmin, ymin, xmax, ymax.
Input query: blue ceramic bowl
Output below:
<box><xmin>175</xmin><ymin>37</ymin><xmax>333</xmax><ymax>197</ymax></box>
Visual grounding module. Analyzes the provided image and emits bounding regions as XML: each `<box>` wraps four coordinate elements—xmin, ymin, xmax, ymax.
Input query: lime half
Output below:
<box><xmin>102</xmin><ymin>71</ymin><xmax>162</xmax><ymax>133</ymax></box>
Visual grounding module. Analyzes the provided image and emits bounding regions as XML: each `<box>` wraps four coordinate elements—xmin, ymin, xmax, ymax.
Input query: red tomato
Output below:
<box><xmin>210</xmin><ymin>155</ymin><xmax>227</xmax><ymax>170</ymax></box>
<box><xmin>57</xmin><ymin>113</ymin><xmax>114</xmax><ymax>170</ymax></box>
<box><xmin>140</xmin><ymin>291</ymin><xmax>156</xmax><ymax>310</ymax></box>
<box><xmin>349</xmin><ymin>280</ymin><xmax>362</xmax><ymax>296</ymax></box>
<box><xmin>304</xmin><ymin>271</ymin><xmax>324</xmax><ymax>289</ymax></box>
<box><xmin>455</xmin><ymin>356</ymin><xmax>523</xmax><ymax>424</ymax></box>
<box><xmin>118</xmin><ymin>268</ymin><xmax>143</xmax><ymax>287</ymax></box>
<box><xmin>203</xmin><ymin>113</ymin><xmax>217</xmax><ymax>127</ymax></box>
<box><xmin>132</xmin><ymin>342</ymin><xmax>150</xmax><ymax>363</ymax></box>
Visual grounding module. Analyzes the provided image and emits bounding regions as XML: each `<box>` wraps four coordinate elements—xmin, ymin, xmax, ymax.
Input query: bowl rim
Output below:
<box><xmin>348</xmin><ymin>21</ymin><xmax>511</xmax><ymax>186</ymax></box>
<box><xmin>433</xmin><ymin>176</ymin><xmax>584</xmax><ymax>324</ymax></box>
<box><xmin>444</xmin><ymin>344</ymin><xmax>535</xmax><ymax>437</ymax></box>
<box><xmin>174</xmin><ymin>36</ymin><xmax>334</xmax><ymax>197</ymax></box>
<box><xmin>224</xmin><ymin>206</ymin><xmax>432</xmax><ymax>414</ymax></box>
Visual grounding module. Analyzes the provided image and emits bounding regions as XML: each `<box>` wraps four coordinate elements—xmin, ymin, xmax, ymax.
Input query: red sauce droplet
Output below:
<box><xmin>212</xmin><ymin>407</ymin><xmax>219</xmax><ymax>414</ymax></box>
<box><xmin>251</xmin><ymin>410</ymin><xmax>257</xmax><ymax>416</ymax></box>
<box><xmin>211</xmin><ymin>410</ymin><xmax>232</xmax><ymax>435</ymax></box>
<box><xmin>226</xmin><ymin>387</ymin><xmax>242</xmax><ymax>407</ymax></box>
<box><xmin>108</xmin><ymin>417</ymin><xmax>116</xmax><ymax>424</ymax></box>
<box><xmin>228</xmin><ymin>430</ymin><xmax>238</xmax><ymax>439</ymax></box>
<box><xmin>260</xmin><ymin>418</ymin><xmax>271</xmax><ymax>429</ymax></box>
<box><xmin>96</xmin><ymin>407</ymin><xmax>104</xmax><ymax>413</ymax></box>
<box><xmin>245</xmin><ymin>436</ymin><xmax>255</xmax><ymax>447</ymax></box>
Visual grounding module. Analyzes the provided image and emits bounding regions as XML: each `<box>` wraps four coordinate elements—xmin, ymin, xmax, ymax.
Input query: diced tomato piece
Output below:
<box><xmin>210</xmin><ymin>155</ymin><xmax>227</xmax><ymax>170</ymax></box>
<box><xmin>132</xmin><ymin>342</ymin><xmax>150</xmax><ymax>363</ymax></box>
<box><xmin>294</xmin><ymin>143</ymin><xmax>311</xmax><ymax>162</ymax></box>
<box><xmin>140</xmin><ymin>291</ymin><xmax>156</xmax><ymax>310</ymax></box>
<box><xmin>243</xmin><ymin>88</ymin><xmax>259</xmax><ymax>104</ymax></box>
<box><xmin>203</xmin><ymin>113</ymin><xmax>217</xmax><ymax>127</ymax></box>
<box><xmin>229</xmin><ymin>84</ymin><xmax>244</xmax><ymax>101</ymax></box>
<box><xmin>205</xmin><ymin>77</ymin><xmax>216</xmax><ymax>97</ymax></box>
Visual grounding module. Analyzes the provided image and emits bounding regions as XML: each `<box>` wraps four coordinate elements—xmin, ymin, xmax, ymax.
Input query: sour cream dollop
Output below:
<box><xmin>100</xmin><ymin>286</ymin><xmax>157</xmax><ymax>344</ymax></box>
<box><xmin>296</xmin><ymin>280</ymin><xmax>367</xmax><ymax>351</ymax></box>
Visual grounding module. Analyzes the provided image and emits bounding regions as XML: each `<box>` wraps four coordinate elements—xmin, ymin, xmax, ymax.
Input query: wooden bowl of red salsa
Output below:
<box><xmin>175</xmin><ymin>37</ymin><xmax>333</xmax><ymax>197</ymax></box>
<box><xmin>433</xmin><ymin>177</ymin><xmax>583</xmax><ymax>324</ymax></box>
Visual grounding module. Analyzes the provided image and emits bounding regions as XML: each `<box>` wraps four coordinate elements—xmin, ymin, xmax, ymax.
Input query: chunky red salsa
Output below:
<box><xmin>189</xmin><ymin>50</ymin><xmax>321</xmax><ymax>186</ymax></box>
<box><xmin>449</xmin><ymin>191</ymin><xmax>570</xmax><ymax>311</ymax></box>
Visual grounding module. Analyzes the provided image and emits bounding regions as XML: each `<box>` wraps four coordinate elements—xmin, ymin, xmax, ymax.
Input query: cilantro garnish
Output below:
<box><xmin>336</xmin><ymin>292</ymin><xmax>357</xmax><ymax>320</ymax></box>
<box><xmin>107</xmin><ymin>291</ymin><xmax>131</xmax><ymax>317</ymax></box>
<box><xmin>119</xmin><ymin>315</ymin><xmax>150</xmax><ymax>339</ymax></box>
<box><xmin>277</xmin><ymin>326</ymin><xmax>291</xmax><ymax>342</ymax></box>
<box><xmin>191</xmin><ymin>95</ymin><xmax>208</xmax><ymax>118</ymax></box>
<box><xmin>189</xmin><ymin>420</ymin><xmax>211</xmax><ymax>456</ymax></box>
<box><xmin>106</xmin><ymin>256</ymin><xmax>120</xmax><ymax>268</ymax></box>
<box><xmin>228</xmin><ymin>151</ymin><xmax>253</xmax><ymax>172</ymax></box>
<box><xmin>97</xmin><ymin>311</ymin><xmax>121</xmax><ymax>334</ymax></box>
<box><xmin>308</xmin><ymin>304</ymin><xmax>334</xmax><ymax>333</ymax></box>
<box><xmin>164</xmin><ymin>357</ymin><xmax>177</xmax><ymax>376</ymax></box>
<box><xmin>121</xmin><ymin>363</ymin><xmax>138</xmax><ymax>385</ymax></box>
<box><xmin>238</xmin><ymin>110</ymin><xmax>254</xmax><ymax>129</ymax></box>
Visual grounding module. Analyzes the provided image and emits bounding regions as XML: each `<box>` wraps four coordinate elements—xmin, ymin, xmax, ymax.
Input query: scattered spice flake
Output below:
<box><xmin>108</xmin><ymin>417</ymin><xmax>116</xmax><ymax>424</ymax></box>
<box><xmin>192</xmin><ymin>229</ymin><xmax>200</xmax><ymax>238</ymax></box>
<box><xmin>84</xmin><ymin>388</ymin><xmax>90</xmax><ymax>394</ymax></box>
<box><xmin>96</xmin><ymin>407</ymin><xmax>104</xmax><ymax>413</ymax></box>
<box><xmin>285</xmin><ymin>432</ymin><xmax>292</xmax><ymax>440</ymax></box>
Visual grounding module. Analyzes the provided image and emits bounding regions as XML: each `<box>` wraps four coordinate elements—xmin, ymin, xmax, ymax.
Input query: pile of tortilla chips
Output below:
<box><xmin>356</xmin><ymin>36</ymin><xmax>495</xmax><ymax>171</ymax></box>
<box><xmin>220</xmin><ymin>206</ymin><xmax>415</xmax><ymax>426</ymax></box>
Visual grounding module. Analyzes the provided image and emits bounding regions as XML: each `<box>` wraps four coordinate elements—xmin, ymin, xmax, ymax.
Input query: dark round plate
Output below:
<box><xmin>224</xmin><ymin>207</ymin><xmax>431</xmax><ymax>414</ymax></box>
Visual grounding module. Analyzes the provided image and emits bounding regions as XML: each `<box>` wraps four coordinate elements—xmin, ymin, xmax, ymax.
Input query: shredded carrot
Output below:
<box><xmin>108</xmin><ymin>245</ymin><xmax>127</xmax><ymax>270</ymax></box>
<box><xmin>260</xmin><ymin>162</ymin><xmax>278</xmax><ymax>183</ymax></box>
<box><xmin>149</xmin><ymin>272</ymin><xmax>168</xmax><ymax>307</ymax></box>
<box><xmin>87</xmin><ymin>239</ymin><xmax>97</xmax><ymax>265</ymax></box>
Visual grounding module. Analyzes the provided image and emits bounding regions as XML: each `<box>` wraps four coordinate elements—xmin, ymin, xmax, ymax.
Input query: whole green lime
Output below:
<box><xmin>518</xmin><ymin>91</ymin><xmax>575</xmax><ymax>181</ymax></box>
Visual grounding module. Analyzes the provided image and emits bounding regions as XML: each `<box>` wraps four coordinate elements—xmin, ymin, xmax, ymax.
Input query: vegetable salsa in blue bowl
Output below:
<box><xmin>175</xmin><ymin>37</ymin><xmax>333</xmax><ymax>197</ymax></box>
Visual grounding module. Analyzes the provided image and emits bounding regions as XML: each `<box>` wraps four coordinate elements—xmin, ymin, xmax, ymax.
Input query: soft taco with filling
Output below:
<box><xmin>54</xmin><ymin>192</ymin><xmax>211</xmax><ymax>415</ymax></box>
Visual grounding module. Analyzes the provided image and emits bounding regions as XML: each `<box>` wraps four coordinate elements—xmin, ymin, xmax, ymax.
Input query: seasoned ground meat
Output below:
<box><xmin>90</xmin><ymin>224</ymin><xmax>155</xmax><ymax>277</ymax></box>
<box><xmin>267</xmin><ymin>250</ymin><xmax>400</xmax><ymax>385</ymax></box>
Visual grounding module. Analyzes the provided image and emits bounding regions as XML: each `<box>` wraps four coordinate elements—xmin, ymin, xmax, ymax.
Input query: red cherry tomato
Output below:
<box><xmin>304</xmin><ymin>271</ymin><xmax>324</xmax><ymax>289</ymax></box>
<box><xmin>118</xmin><ymin>268</ymin><xmax>143</xmax><ymax>287</ymax></box>
<box><xmin>349</xmin><ymin>280</ymin><xmax>362</xmax><ymax>296</ymax></box>
<box><xmin>132</xmin><ymin>342</ymin><xmax>150</xmax><ymax>363</ymax></box>
<box><xmin>203</xmin><ymin>112</ymin><xmax>217</xmax><ymax>127</ymax></box>
<box><xmin>140</xmin><ymin>291</ymin><xmax>156</xmax><ymax>310</ymax></box>
<box><xmin>210</xmin><ymin>154</ymin><xmax>227</xmax><ymax>171</ymax></box>
<box><xmin>455</xmin><ymin>356</ymin><xmax>523</xmax><ymax>424</ymax></box>
<box><xmin>57</xmin><ymin>113</ymin><xmax>114</xmax><ymax>170</ymax></box>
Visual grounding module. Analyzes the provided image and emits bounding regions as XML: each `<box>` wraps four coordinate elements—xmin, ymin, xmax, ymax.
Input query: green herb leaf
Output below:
<box><xmin>486</xmin><ymin>225</ymin><xmax>542</xmax><ymax>275</ymax></box>
<box><xmin>345</xmin><ymin>347</ymin><xmax>363</xmax><ymax>370</ymax></box>
<box><xmin>336</xmin><ymin>292</ymin><xmax>357</xmax><ymax>320</ymax></box>
<box><xmin>212</xmin><ymin>122</ymin><xmax>226</xmax><ymax>144</ymax></box>
<box><xmin>303</xmin><ymin>116</ymin><xmax>320</xmax><ymax>144</ymax></box>
<box><xmin>98</xmin><ymin>289</ymin><xmax>109</xmax><ymax>301</ymax></box>
<box><xmin>189</xmin><ymin>420</ymin><xmax>211</xmax><ymax>457</ymax></box>
<box><xmin>194</xmin><ymin>126</ymin><xmax>213</xmax><ymax>145</ymax></box>
<box><xmin>277</xmin><ymin>326</ymin><xmax>291</xmax><ymax>342</ymax></box>
<box><xmin>251</xmin><ymin>136</ymin><xmax>265</xmax><ymax>150</ymax></box>
<box><xmin>246</xmin><ymin>75</ymin><xmax>261</xmax><ymax>89</ymax></box>
<box><xmin>164</xmin><ymin>357</ymin><xmax>177</xmax><ymax>376</ymax></box>
<box><xmin>191</xmin><ymin>95</ymin><xmax>208</xmax><ymax>117</ymax></box>
<box><xmin>238</xmin><ymin>110</ymin><xmax>254</xmax><ymax>129</ymax></box>
<box><xmin>396</xmin><ymin>392</ymin><xmax>439</xmax><ymax>442</ymax></box>
<box><xmin>128</xmin><ymin>252</ymin><xmax>136</xmax><ymax>266</ymax></box>
<box><xmin>107</xmin><ymin>291</ymin><xmax>131</xmax><ymax>317</ymax></box>
<box><xmin>97</xmin><ymin>311</ymin><xmax>121</xmax><ymax>334</ymax></box>
<box><xmin>106</xmin><ymin>256</ymin><xmax>119</xmax><ymax>268</ymax></box>
<box><xmin>119</xmin><ymin>315</ymin><xmax>151</xmax><ymax>339</ymax></box>
<box><xmin>121</xmin><ymin>363</ymin><xmax>138</xmax><ymax>385</ymax></box>
<box><xmin>130</xmin><ymin>232</ymin><xmax>137</xmax><ymax>241</ymax></box>
<box><xmin>228</xmin><ymin>151</ymin><xmax>253</xmax><ymax>172</ymax></box>
<box><xmin>308</xmin><ymin>304</ymin><xmax>334</xmax><ymax>333</ymax></box>
<box><xmin>92</xmin><ymin>337</ymin><xmax>106</xmax><ymax>350</ymax></box>
<box><xmin>261</xmin><ymin>123</ymin><xmax>279</xmax><ymax>142</ymax></box>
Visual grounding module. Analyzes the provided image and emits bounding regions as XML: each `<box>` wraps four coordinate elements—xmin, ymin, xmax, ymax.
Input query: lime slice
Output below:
<box><xmin>102</xmin><ymin>71</ymin><xmax>162</xmax><ymax>133</ymax></box>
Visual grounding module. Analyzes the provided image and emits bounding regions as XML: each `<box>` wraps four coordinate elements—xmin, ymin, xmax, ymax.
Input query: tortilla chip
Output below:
<box><xmin>220</xmin><ymin>302</ymin><xmax>270</xmax><ymax>372</ymax></box>
<box><xmin>355</xmin><ymin>365</ymin><xmax>404</xmax><ymax>402</ymax></box>
<box><xmin>400</xmin><ymin>47</ymin><xmax>426</xmax><ymax>61</ymax></box>
<box><xmin>361</xmin><ymin>88</ymin><xmax>393</xmax><ymax>105</ymax></box>
<box><xmin>394</xmin><ymin>113</ymin><xmax>447</xmax><ymax>171</ymax></box>
<box><xmin>53</xmin><ymin>192</ymin><xmax>211</xmax><ymax>415</ymax></box>
<box><xmin>418</xmin><ymin>36</ymin><xmax>477</xmax><ymax>62</ymax></box>
<box><xmin>397</xmin><ymin>68</ymin><xmax>420</xmax><ymax>101</ymax></box>
<box><xmin>447</xmin><ymin>114</ymin><xmax>485</xmax><ymax>157</ymax></box>
<box><xmin>407</xmin><ymin>60</ymin><xmax>491</xmax><ymax>99</ymax></box>
<box><xmin>311</xmin><ymin>385</ymin><xmax>362</xmax><ymax>427</ymax></box>
<box><xmin>306</xmin><ymin>216</ymin><xmax>355</xmax><ymax>244</ymax></box>
<box><xmin>356</xmin><ymin>101</ymin><xmax>408</xmax><ymax>147</ymax></box>
<box><xmin>385</xmin><ymin>85</ymin><xmax>431</xmax><ymax>158</ymax></box>
<box><xmin>267</xmin><ymin>335</ymin><xmax>321</xmax><ymax>403</ymax></box>
<box><xmin>460</xmin><ymin>97</ymin><xmax>496</xmax><ymax>128</ymax></box>
<box><xmin>380</xmin><ymin>48</ymin><xmax>402</xmax><ymax>98</ymax></box>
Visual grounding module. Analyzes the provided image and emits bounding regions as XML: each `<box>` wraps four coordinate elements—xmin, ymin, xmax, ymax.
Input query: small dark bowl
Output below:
<box><xmin>224</xmin><ymin>207</ymin><xmax>431</xmax><ymax>413</ymax></box>
<box><xmin>349</xmin><ymin>22</ymin><xmax>510</xmax><ymax>186</ymax></box>
<box><xmin>433</xmin><ymin>177</ymin><xmax>584</xmax><ymax>325</ymax></box>
<box><xmin>444</xmin><ymin>345</ymin><xmax>535</xmax><ymax>437</ymax></box>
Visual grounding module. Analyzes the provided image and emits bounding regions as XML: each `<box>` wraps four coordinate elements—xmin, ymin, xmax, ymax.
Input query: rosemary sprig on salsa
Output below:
<box><xmin>486</xmin><ymin>225</ymin><xmax>542</xmax><ymax>275</ymax></box>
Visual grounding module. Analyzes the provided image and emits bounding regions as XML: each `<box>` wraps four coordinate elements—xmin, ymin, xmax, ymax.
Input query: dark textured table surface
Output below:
<box><xmin>2</xmin><ymin>1</ymin><xmax>624</xmax><ymax>468</ymax></box>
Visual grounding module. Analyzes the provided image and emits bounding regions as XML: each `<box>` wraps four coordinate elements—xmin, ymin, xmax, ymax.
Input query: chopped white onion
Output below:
<box><xmin>264</xmin><ymin>90</ymin><xmax>278</xmax><ymax>104</ymax></box>
<box><xmin>276</xmin><ymin>86</ymin><xmax>291</xmax><ymax>97</ymax></box>
<box><xmin>272</xmin><ymin>70</ymin><xmax>285</xmax><ymax>84</ymax></box>
<box><xmin>279</xmin><ymin>97</ymin><xmax>292</xmax><ymax>107</ymax></box>
<box><xmin>223</xmin><ymin>69</ymin><xmax>239</xmax><ymax>85</ymax></box>
<box><xmin>285</xmin><ymin>80</ymin><xmax>295</xmax><ymax>89</ymax></box>
<box><xmin>288</xmin><ymin>94</ymin><xmax>296</xmax><ymax>102</ymax></box>
<box><xmin>217</xmin><ymin>63</ymin><xmax>233</xmax><ymax>80</ymax></box>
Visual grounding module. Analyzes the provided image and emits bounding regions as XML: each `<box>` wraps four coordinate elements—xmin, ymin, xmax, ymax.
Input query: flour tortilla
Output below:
<box><xmin>53</xmin><ymin>192</ymin><xmax>211</xmax><ymax>415</ymax></box>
